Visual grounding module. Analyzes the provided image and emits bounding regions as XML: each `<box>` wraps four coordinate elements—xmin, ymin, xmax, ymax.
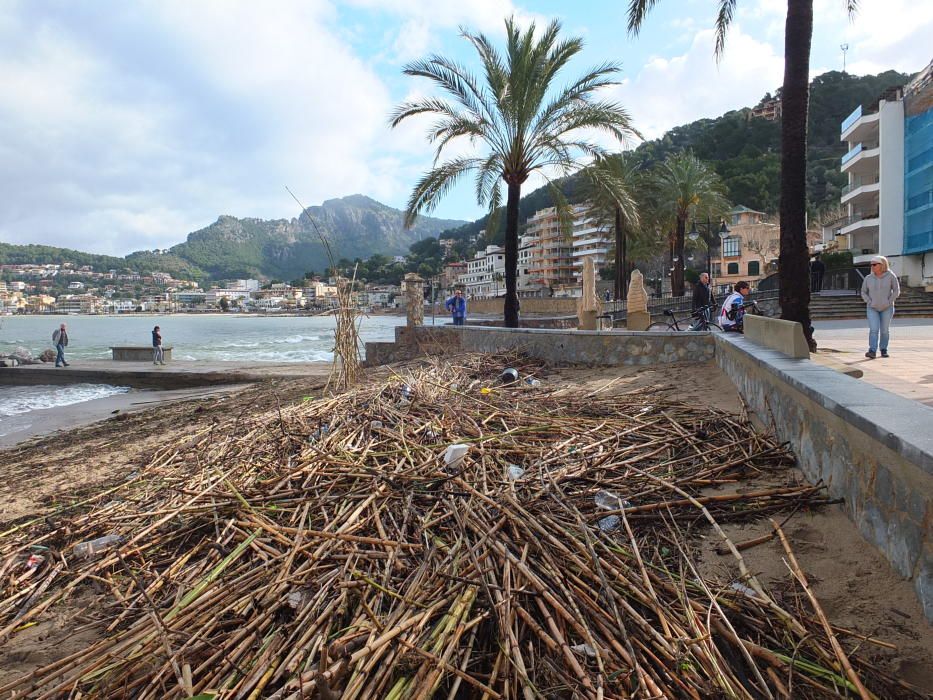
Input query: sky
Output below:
<box><xmin>0</xmin><ymin>0</ymin><xmax>931</xmax><ymax>256</ymax></box>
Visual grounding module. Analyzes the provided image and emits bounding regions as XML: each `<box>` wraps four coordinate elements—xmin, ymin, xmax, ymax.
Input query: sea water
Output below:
<box><xmin>0</xmin><ymin>313</ymin><xmax>420</xmax><ymax>420</ymax></box>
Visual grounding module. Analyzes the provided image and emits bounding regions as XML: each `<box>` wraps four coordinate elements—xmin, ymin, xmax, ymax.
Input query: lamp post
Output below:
<box><xmin>688</xmin><ymin>218</ymin><xmax>731</xmax><ymax>278</ymax></box>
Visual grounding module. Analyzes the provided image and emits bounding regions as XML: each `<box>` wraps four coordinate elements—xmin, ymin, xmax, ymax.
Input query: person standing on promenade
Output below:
<box><xmin>860</xmin><ymin>255</ymin><xmax>900</xmax><ymax>359</ymax></box>
<box><xmin>445</xmin><ymin>289</ymin><xmax>467</xmax><ymax>326</ymax></box>
<box><xmin>692</xmin><ymin>272</ymin><xmax>715</xmax><ymax>323</ymax></box>
<box><xmin>152</xmin><ymin>325</ymin><xmax>165</xmax><ymax>365</ymax></box>
<box><xmin>810</xmin><ymin>255</ymin><xmax>826</xmax><ymax>292</ymax></box>
<box><xmin>52</xmin><ymin>323</ymin><xmax>69</xmax><ymax>367</ymax></box>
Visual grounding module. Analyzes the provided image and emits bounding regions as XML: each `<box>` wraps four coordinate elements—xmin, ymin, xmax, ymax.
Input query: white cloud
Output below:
<box><xmin>612</xmin><ymin>26</ymin><xmax>783</xmax><ymax>141</ymax></box>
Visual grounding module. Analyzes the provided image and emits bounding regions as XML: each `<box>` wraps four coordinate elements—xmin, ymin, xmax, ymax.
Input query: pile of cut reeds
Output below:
<box><xmin>0</xmin><ymin>353</ymin><xmax>921</xmax><ymax>699</ymax></box>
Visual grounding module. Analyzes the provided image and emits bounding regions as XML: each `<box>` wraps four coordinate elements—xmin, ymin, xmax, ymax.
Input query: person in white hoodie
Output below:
<box><xmin>860</xmin><ymin>255</ymin><xmax>900</xmax><ymax>359</ymax></box>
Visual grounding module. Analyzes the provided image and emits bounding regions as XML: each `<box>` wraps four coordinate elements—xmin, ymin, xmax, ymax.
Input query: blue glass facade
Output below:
<box><xmin>904</xmin><ymin>104</ymin><xmax>933</xmax><ymax>254</ymax></box>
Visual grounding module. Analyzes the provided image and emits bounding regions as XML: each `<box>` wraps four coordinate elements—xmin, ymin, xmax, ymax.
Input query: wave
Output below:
<box><xmin>0</xmin><ymin>384</ymin><xmax>130</xmax><ymax>417</ymax></box>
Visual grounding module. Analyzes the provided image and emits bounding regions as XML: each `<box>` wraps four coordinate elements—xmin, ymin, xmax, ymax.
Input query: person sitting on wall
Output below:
<box><xmin>720</xmin><ymin>281</ymin><xmax>751</xmax><ymax>333</ymax></box>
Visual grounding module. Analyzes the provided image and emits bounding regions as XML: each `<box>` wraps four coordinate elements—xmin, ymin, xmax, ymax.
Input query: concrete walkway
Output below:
<box><xmin>813</xmin><ymin>319</ymin><xmax>933</xmax><ymax>408</ymax></box>
<box><xmin>0</xmin><ymin>360</ymin><xmax>333</xmax><ymax>389</ymax></box>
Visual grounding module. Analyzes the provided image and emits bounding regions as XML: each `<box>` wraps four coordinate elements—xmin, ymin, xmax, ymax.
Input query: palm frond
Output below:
<box><xmin>404</xmin><ymin>158</ymin><xmax>483</xmax><ymax>228</ymax></box>
<box><xmin>714</xmin><ymin>0</ymin><xmax>738</xmax><ymax>60</ymax></box>
<box><xmin>627</xmin><ymin>0</ymin><xmax>661</xmax><ymax>35</ymax></box>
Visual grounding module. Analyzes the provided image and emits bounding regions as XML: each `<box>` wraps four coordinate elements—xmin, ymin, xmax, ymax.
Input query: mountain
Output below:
<box><xmin>1</xmin><ymin>195</ymin><xmax>466</xmax><ymax>283</ymax></box>
<box><xmin>151</xmin><ymin>195</ymin><xmax>465</xmax><ymax>281</ymax></box>
<box><xmin>440</xmin><ymin>69</ymin><xmax>912</xmax><ymax>244</ymax></box>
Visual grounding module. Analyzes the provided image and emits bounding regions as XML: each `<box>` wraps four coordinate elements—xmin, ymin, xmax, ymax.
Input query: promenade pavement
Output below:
<box><xmin>813</xmin><ymin>318</ymin><xmax>933</xmax><ymax>408</ymax></box>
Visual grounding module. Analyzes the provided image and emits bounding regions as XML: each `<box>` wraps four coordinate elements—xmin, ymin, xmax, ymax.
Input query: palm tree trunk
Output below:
<box><xmin>778</xmin><ymin>0</ymin><xmax>816</xmax><ymax>350</ymax></box>
<box><xmin>672</xmin><ymin>216</ymin><xmax>686</xmax><ymax>296</ymax></box>
<box><xmin>504</xmin><ymin>181</ymin><xmax>521</xmax><ymax>327</ymax></box>
<box><xmin>614</xmin><ymin>206</ymin><xmax>625</xmax><ymax>300</ymax></box>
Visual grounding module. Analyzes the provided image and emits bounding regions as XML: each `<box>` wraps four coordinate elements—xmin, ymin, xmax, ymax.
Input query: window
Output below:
<box><xmin>727</xmin><ymin>262</ymin><xmax>739</xmax><ymax>275</ymax></box>
<box><xmin>722</xmin><ymin>236</ymin><xmax>741</xmax><ymax>257</ymax></box>
<box><xmin>711</xmin><ymin>263</ymin><xmax>722</xmax><ymax>277</ymax></box>
<box><xmin>748</xmin><ymin>261</ymin><xmax>760</xmax><ymax>276</ymax></box>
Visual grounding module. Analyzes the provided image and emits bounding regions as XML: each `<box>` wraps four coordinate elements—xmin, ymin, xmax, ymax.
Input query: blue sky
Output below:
<box><xmin>0</xmin><ymin>0</ymin><xmax>930</xmax><ymax>255</ymax></box>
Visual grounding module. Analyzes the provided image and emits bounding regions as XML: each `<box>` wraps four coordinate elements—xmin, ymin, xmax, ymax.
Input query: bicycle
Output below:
<box><xmin>646</xmin><ymin>304</ymin><xmax>722</xmax><ymax>332</ymax></box>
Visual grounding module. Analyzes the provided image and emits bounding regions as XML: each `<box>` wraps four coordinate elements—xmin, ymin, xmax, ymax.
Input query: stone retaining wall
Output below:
<box><xmin>714</xmin><ymin>333</ymin><xmax>933</xmax><ymax>621</ymax></box>
<box><xmin>364</xmin><ymin>325</ymin><xmax>714</xmax><ymax>367</ymax></box>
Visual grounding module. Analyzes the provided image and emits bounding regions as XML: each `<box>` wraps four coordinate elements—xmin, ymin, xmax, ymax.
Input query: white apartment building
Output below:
<box><xmin>835</xmin><ymin>86</ymin><xmax>902</xmax><ymax>266</ymax></box>
<box><xmin>460</xmin><ymin>244</ymin><xmax>505</xmax><ymax>298</ymax></box>
<box><xmin>831</xmin><ymin>63</ymin><xmax>933</xmax><ymax>286</ymax></box>
<box><xmin>226</xmin><ymin>279</ymin><xmax>260</xmax><ymax>292</ymax></box>
<box><xmin>525</xmin><ymin>203</ymin><xmax>611</xmax><ymax>288</ymax></box>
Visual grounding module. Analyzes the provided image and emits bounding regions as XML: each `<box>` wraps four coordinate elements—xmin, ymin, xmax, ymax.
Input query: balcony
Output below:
<box><xmin>841</xmin><ymin>141</ymin><xmax>880</xmax><ymax>170</ymax></box>
<box><xmin>841</xmin><ymin>174</ymin><xmax>880</xmax><ymax>197</ymax></box>
<box><xmin>841</xmin><ymin>105</ymin><xmax>862</xmax><ymax>134</ymax></box>
<box><xmin>834</xmin><ymin>211</ymin><xmax>880</xmax><ymax>236</ymax></box>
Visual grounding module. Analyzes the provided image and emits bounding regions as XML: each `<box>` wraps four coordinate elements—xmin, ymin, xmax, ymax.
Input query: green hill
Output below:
<box><xmin>441</xmin><ymin>69</ymin><xmax>912</xmax><ymax>244</ymax></box>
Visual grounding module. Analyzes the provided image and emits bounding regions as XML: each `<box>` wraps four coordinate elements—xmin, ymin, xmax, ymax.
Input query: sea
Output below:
<box><xmin>0</xmin><ymin>313</ymin><xmax>420</xmax><ymax>429</ymax></box>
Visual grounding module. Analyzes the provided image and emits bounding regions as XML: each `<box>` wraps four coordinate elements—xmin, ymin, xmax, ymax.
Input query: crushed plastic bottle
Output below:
<box><xmin>443</xmin><ymin>444</ymin><xmax>469</xmax><ymax>469</ymax></box>
<box><xmin>594</xmin><ymin>490</ymin><xmax>632</xmax><ymax>511</ymax></box>
<box><xmin>598</xmin><ymin>515</ymin><xmax>621</xmax><ymax>532</ymax></box>
<box><xmin>72</xmin><ymin>534</ymin><xmax>125</xmax><ymax>560</ymax></box>
<box><xmin>730</xmin><ymin>581</ymin><xmax>760</xmax><ymax>599</ymax></box>
<box><xmin>524</xmin><ymin>377</ymin><xmax>541</xmax><ymax>388</ymax></box>
<box><xmin>570</xmin><ymin>643</ymin><xmax>597</xmax><ymax>658</ymax></box>
<box><xmin>507</xmin><ymin>465</ymin><xmax>525</xmax><ymax>480</ymax></box>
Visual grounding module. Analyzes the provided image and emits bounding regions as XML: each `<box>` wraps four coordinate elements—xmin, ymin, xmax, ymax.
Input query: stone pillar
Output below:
<box><xmin>626</xmin><ymin>269</ymin><xmax>651</xmax><ymax>331</ymax></box>
<box><xmin>576</xmin><ymin>256</ymin><xmax>602</xmax><ymax>330</ymax></box>
<box><xmin>403</xmin><ymin>273</ymin><xmax>425</xmax><ymax>327</ymax></box>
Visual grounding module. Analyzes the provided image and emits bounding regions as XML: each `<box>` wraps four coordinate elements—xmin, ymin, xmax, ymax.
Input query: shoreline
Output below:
<box><xmin>0</xmin><ymin>384</ymin><xmax>252</xmax><ymax>448</ymax></box>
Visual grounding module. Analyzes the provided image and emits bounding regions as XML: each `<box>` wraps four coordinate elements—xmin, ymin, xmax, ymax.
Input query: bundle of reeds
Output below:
<box><xmin>0</xmin><ymin>353</ymin><xmax>921</xmax><ymax>699</ymax></box>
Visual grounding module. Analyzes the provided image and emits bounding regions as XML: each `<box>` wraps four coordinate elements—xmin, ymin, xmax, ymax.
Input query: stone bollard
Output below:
<box><xmin>625</xmin><ymin>270</ymin><xmax>651</xmax><ymax>331</ymax></box>
<box><xmin>576</xmin><ymin>256</ymin><xmax>601</xmax><ymax>331</ymax></box>
<box><xmin>403</xmin><ymin>273</ymin><xmax>425</xmax><ymax>328</ymax></box>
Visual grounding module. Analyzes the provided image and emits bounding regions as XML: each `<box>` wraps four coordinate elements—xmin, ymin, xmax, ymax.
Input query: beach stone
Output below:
<box><xmin>39</xmin><ymin>349</ymin><xmax>56</xmax><ymax>363</ymax></box>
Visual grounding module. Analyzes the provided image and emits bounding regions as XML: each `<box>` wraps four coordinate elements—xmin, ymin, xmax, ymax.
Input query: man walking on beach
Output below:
<box><xmin>52</xmin><ymin>323</ymin><xmax>69</xmax><ymax>367</ymax></box>
<box><xmin>152</xmin><ymin>325</ymin><xmax>165</xmax><ymax>365</ymax></box>
<box><xmin>445</xmin><ymin>289</ymin><xmax>467</xmax><ymax>326</ymax></box>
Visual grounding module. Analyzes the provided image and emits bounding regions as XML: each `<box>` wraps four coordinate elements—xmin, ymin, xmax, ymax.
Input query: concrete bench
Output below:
<box><xmin>110</xmin><ymin>346</ymin><xmax>173</xmax><ymax>362</ymax></box>
<box><xmin>743</xmin><ymin>315</ymin><xmax>809</xmax><ymax>359</ymax></box>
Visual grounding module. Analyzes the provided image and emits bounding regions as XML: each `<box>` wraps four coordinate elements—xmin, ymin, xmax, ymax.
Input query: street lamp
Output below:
<box><xmin>688</xmin><ymin>218</ymin><xmax>730</xmax><ymax>277</ymax></box>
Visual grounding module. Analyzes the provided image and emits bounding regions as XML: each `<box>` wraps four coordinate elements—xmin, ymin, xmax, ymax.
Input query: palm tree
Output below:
<box><xmin>627</xmin><ymin>0</ymin><xmax>857</xmax><ymax>349</ymax></box>
<box><xmin>586</xmin><ymin>155</ymin><xmax>641</xmax><ymax>300</ymax></box>
<box><xmin>390</xmin><ymin>17</ymin><xmax>638</xmax><ymax>327</ymax></box>
<box><xmin>650</xmin><ymin>153</ymin><xmax>729</xmax><ymax>296</ymax></box>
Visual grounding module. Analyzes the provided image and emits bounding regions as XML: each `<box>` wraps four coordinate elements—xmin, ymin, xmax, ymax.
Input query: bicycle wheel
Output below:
<box><xmin>646</xmin><ymin>321</ymin><xmax>675</xmax><ymax>331</ymax></box>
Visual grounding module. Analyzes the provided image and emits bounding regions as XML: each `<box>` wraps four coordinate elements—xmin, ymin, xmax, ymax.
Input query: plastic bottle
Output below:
<box><xmin>594</xmin><ymin>490</ymin><xmax>632</xmax><ymax>511</ymax></box>
<box><xmin>72</xmin><ymin>534</ymin><xmax>125</xmax><ymax>559</ymax></box>
<box><xmin>524</xmin><ymin>377</ymin><xmax>541</xmax><ymax>388</ymax></box>
<box><xmin>598</xmin><ymin>515</ymin><xmax>621</xmax><ymax>532</ymax></box>
<box><xmin>507</xmin><ymin>465</ymin><xmax>525</xmax><ymax>480</ymax></box>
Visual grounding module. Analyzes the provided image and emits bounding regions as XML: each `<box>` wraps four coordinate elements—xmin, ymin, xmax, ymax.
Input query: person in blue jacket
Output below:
<box><xmin>444</xmin><ymin>289</ymin><xmax>467</xmax><ymax>326</ymax></box>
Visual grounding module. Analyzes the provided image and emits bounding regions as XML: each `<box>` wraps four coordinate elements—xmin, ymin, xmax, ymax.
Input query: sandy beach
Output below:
<box><xmin>0</xmin><ymin>357</ymin><xmax>930</xmax><ymax>696</ymax></box>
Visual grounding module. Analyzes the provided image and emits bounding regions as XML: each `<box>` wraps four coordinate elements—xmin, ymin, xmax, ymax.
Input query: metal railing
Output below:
<box><xmin>833</xmin><ymin>211</ymin><xmax>879</xmax><ymax>235</ymax></box>
<box><xmin>841</xmin><ymin>174</ymin><xmax>880</xmax><ymax>196</ymax></box>
<box><xmin>814</xmin><ymin>266</ymin><xmax>865</xmax><ymax>294</ymax></box>
<box><xmin>603</xmin><ymin>287</ymin><xmax>780</xmax><ymax>321</ymax></box>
